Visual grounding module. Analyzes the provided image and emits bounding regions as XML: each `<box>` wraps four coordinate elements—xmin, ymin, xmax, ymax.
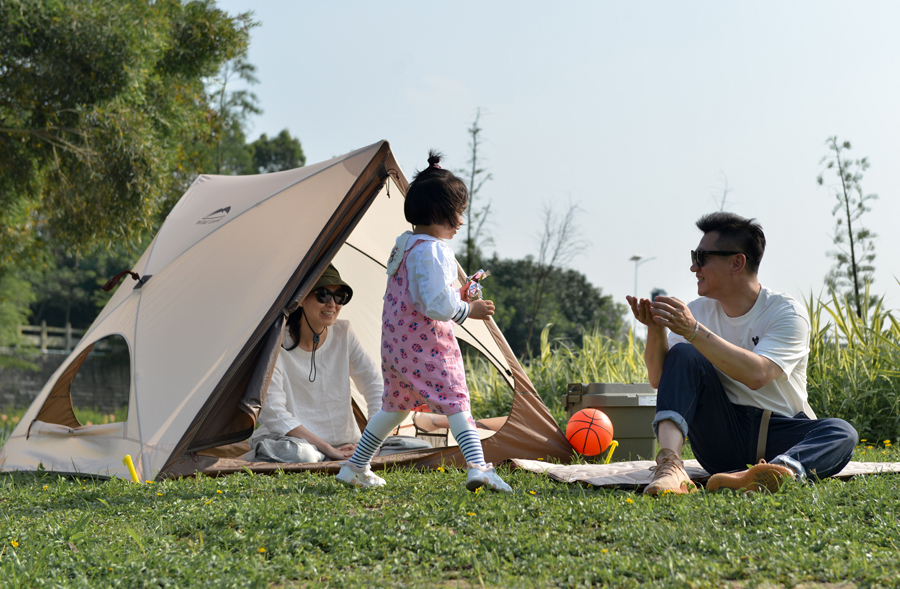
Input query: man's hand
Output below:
<box><xmin>626</xmin><ymin>295</ymin><xmax>666</xmax><ymax>334</ymax></box>
<box><xmin>649</xmin><ymin>296</ymin><xmax>698</xmax><ymax>339</ymax></box>
<box><xmin>469</xmin><ymin>299</ymin><xmax>495</xmax><ymax>320</ymax></box>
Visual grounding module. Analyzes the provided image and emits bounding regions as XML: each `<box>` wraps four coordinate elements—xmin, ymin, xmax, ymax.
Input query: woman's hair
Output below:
<box><xmin>404</xmin><ymin>150</ymin><xmax>468</xmax><ymax>227</ymax></box>
<box><xmin>284</xmin><ymin>307</ymin><xmax>304</xmax><ymax>351</ymax></box>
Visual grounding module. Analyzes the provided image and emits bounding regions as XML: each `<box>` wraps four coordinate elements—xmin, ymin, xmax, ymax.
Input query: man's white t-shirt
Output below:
<box><xmin>667</xmin><ymin>286</ymin><xmax>816</xmax><ymax>419</ymax></box>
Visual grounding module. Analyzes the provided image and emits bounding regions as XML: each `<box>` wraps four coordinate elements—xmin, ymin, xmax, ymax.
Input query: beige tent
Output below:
<box><xmin>0</xmin><ymin>141</ymin><xmax>574</xmax><ymax>481</ymax></box>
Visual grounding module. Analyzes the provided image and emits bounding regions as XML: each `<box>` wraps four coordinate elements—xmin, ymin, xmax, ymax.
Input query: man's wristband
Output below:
<box><xmin>687</xmin><ymin>321</ymin><xmax>701</xmax><ymax>343</ymax></box>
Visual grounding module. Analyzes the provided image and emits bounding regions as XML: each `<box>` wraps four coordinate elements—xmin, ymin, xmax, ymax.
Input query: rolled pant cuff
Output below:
<box><xmin>652</xmin><ymin>410</ymin><xmax>689</xmax><ymax>440</ymax></box>
<box><xmin>771</xmin><ymin>454</ymin><xmax>807</xmax><ymax>481</ymax></box>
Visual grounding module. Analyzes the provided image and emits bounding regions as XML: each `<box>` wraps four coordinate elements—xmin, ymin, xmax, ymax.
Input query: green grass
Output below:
<box><xmin>0</xmin><ymin>443</ymin><xmax>898</xmax><ymax>588</ymax></box>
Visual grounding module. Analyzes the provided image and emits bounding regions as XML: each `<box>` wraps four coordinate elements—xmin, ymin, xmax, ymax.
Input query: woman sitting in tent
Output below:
<box><xmin>248</xmin><ymin>264</ymin><xmax>385</xmax><ymax>463</ymax></box>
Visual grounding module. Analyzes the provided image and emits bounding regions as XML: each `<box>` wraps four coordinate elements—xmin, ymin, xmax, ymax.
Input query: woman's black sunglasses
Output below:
<box><xmin>691</xmin><ymin>249</ymin><xmax>742</xmax><ymax>267</ymax></box>
<box><xmin>314</xmin><ymin>287</ymin><xmax>352</xmax><ymax>305</ymax></box>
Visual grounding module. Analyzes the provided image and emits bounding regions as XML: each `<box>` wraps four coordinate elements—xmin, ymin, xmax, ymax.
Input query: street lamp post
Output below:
<box><xmin>630</xmin><ymin>254</ymin><xmax>656</xmax><ymax>336</ymax></box>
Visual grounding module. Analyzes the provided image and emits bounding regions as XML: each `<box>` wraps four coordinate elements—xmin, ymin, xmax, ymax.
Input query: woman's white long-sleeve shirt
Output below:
<box><xmin>393</xmin><ymin>232</ymin><xmax>469</xmax><ymax>324</ymax></box>
<box><xmin>248</xmin><ymin>320</ymin><xmax>383</xmax><ymax>447</ymax></box>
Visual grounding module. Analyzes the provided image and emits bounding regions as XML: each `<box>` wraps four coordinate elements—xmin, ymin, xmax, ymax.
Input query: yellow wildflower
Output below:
<box><xmin>205</xmin><ymin>499</ymin><xmax>213</xmax><ymax>505</ymax></box>
<box><xmin>258</xmin><ymin>547</ymin><xmax>266</xmax><ymax>553</ymax></box>
<box><xmin>216</xmin><ymin>490</ymin><xmax>223</xmax><ymax>494</ymax></box>
<box><xmin>157</xmin><ymin>492</ymin><xmax>163</xmax><ymax>496</ymax></box>
<box><xmin>529</xmin><ymin>491</ymin><xmax>536</xmax><ymax>495</ymax></box>
<box><xmin>868</xmin><ymin>446</ymin><xmax>874</xmax><ymax>450</ymax></box>
<box><xmin>43</xmin><ymin>485</ymin><xmax>48</xmax><ymax>491</ymax></box>
<box><xmin>437</xmin><ymin>466</ymin><xmax>445</xmax><ymax>472</ymax></box>
<box><xmin>467</xmin><ymin>512</ymin><xmax>476</xmax><ymax>516</ymax></box>
<box><xmin>626</xmin><ymin>498</ymin><xmax>634</xmax><ymax>504</ymax></box>
<box><xmin>11</xmin><ymin>540</ymin><xmax>19</xmax><ymax>547</ymax></box>
<box><xmin>601</xmin><ymin>548</ymin><xmax>608</xmax><ymax>553</ymax></box>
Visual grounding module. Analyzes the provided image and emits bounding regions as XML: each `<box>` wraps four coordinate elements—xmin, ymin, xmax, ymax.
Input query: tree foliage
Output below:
<box><xmin>248</xmin><ymin>130</ymin><xmax>305</xmax><ymax>174</ymax></box>
<box><xmin>817</xmin><ymin>136</ymin><xmax>878</xmax><ymax>318</ymax></box>
<box><xmin>484</xmin><ymin>254</ymin><xmax>625</xmax><ymax>357</ymax></box>
<box><xmin>0</xmin><ymin>269</ymin><xmax>36</xmax><ymax>366</ymax></box>
<box><xmin>0</xmin><ymin>0</ymin><xmax>254</xmax><ymax>266</ymax></box>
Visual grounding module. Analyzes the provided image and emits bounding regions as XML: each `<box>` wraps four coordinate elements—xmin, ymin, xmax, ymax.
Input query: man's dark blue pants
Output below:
<box><xmin>653</xmin><ymin>343</ymin><xmax>857</xmax><ymax>479</ymax></box>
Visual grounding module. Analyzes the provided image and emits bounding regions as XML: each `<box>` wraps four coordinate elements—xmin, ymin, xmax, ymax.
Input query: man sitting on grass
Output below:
<box><xmin>627</xmin><ymin>212</ymin><xmax>857</xmax><ymax>494</ymax></box>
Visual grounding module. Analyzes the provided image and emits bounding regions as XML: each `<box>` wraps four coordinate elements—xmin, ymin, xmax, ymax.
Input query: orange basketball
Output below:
<box><xmin>566</xmin><ymin>409</ymin><xmax>614</xmax><ymax>456</ymax></box>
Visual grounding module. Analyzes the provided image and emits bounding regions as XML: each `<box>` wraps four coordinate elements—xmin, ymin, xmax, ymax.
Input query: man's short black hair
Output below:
<box><xmin>696</xmin><ymin>212</ymin><xmax>766</xmax><ymax>274</ymax></box>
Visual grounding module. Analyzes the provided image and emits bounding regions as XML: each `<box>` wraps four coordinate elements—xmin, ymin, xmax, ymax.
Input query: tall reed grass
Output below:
<box><xmin>468</xmin><ymin>290</ymin><xmax>900</xmax><ymax>440</ymax></box>
<box><xmin>806</xmin><ymin>288</ymin><xmax>900</xmax><ymax>440</ymax></box>
<box><xmin>468</xmin><ymin>325</ymin><xmax>648</xmax><ymax>428</ymax></box>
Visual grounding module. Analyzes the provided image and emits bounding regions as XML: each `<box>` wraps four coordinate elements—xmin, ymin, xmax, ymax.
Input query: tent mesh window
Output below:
<box><xmin>69</xmin><ymin>335</ymin><xmax>130</xmax><ymax>426</ymax></box>
<box><xmin>34</xmin><ymin>334</ymin><xmax>131</xmax><ymax>429</ymax></box>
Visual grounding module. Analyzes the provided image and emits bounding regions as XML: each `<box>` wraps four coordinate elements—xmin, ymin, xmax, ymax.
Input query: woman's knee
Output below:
<box><xmin>295</xmin><ymin>442</ymin><xmax>326</xmax><ymax>463</ymax></box>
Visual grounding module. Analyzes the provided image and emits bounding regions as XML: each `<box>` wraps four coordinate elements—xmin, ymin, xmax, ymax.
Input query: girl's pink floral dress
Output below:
<box><xmin>381</xmin><ymin>239</ymin><xmax>469</xmax><ymax>415</ymax></box>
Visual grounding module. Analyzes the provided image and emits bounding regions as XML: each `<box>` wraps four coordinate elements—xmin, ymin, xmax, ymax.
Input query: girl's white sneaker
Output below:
<box><xmin>465</xmin><ymin>462</ymin><xmax>512</xmax><ymax>493</ymax></box>
<box><xmin>336</xmin><ymin>462</ymin><xmax>385</xmax><ymax>488</ymax></box>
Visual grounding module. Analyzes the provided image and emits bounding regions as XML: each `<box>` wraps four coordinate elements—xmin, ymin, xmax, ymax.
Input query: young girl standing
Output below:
<box><xmin>336</xmin><ymin>151</ymin><xmax>511</xmax><ymax>492</ymax></box>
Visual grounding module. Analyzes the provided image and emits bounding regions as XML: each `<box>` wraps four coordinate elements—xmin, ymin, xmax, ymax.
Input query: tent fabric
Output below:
<box><xmin>0</xmin><ymin>140</ymin><xmax>575</xmax><ymax>481</ymax></box>
<box><xmin>510</xmin><ymin>459</ymin><xmax>900</xmax><ymax>489</ymax></box>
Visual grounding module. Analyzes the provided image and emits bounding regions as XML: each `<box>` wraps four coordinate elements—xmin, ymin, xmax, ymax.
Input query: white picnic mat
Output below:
<box><xmin>511</xmin><ymin>459</ymin><xmax>900</xmax><ymax>488</ymax></box>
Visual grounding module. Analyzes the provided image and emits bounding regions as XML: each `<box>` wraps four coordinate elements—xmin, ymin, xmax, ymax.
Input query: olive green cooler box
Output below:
<box><xmin>563</xmin><ymin>383</ymin><xmax>658</xmax><ymax>461</ymax></box>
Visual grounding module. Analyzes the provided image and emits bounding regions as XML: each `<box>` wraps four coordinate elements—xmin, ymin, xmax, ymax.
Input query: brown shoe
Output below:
<box><xmin>705</xmin><ymin>460</ymin><xmax>795</xmax><ymax>493</ymax></box>
<box><xmin>643</xmin><ymin>448</ymin><xmax>697</xmax><ymax>496</ymax></box>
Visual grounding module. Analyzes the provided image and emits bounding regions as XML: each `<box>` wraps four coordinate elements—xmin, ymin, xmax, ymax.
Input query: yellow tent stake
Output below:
<box><xmin>604</xmin><ymin>441</ymin><xmax>619</xmax><ymax>464</ymax></box>
<box><xmin>123</xmin><ymin>455</ymin><xmax>141</xmax><ymax>483</ymax></box>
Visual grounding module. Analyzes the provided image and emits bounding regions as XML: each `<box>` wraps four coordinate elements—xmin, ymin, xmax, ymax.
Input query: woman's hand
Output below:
<box><xmin>324</xmin><ymin>443</ymin><xmax>357</xmax><ymax>461</ymax></box>
<box><xmin>469</xmin><ymin>299</ymin><xmax>495</xmax><ymax>320</ymax></box>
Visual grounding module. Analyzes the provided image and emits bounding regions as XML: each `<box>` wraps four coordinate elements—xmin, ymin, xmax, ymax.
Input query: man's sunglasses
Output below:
<box><xmin>314</xmin><ymin>287</ymin><xmax>352</xmax><ymax>305</ymax></box>
<box><xmin>691</xmin><ymin>249</ymin><xmax>742</xmax><ymax>268</ymax></box>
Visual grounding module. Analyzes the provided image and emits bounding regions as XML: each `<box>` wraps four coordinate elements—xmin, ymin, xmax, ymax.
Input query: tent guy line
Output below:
<box><xmin>343</xmin><ymin>241</ymin><xmax>512</xmax><ymax>377</ymax></box>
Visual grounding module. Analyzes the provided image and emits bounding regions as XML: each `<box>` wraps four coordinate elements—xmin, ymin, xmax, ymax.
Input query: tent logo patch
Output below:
<box><xmin>197</xmin><ymin>206</ymin><xmax>231</xmax><ymax>225</ymax></box>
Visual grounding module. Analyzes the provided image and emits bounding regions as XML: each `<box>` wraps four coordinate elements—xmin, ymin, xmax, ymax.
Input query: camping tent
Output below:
<box><xmin>0</xmin><ymin>141</ymin><xmax>574</xmax><ymax>481</ymax></box>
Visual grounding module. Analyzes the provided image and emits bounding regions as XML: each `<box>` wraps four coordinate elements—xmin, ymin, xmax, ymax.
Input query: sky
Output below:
<box><xmin>216</xmin><ymin>1</ymin><xmax>900</xmax><ymax>327</ymax></box>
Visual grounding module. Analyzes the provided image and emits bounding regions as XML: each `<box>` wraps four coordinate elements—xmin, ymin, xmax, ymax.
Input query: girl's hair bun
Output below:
<box><xmin>427</xmin><ymin>149</ymin><xmax>443</xmax><ymax>168</ymax></box>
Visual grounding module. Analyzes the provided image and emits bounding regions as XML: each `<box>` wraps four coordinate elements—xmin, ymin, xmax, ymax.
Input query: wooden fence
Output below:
<box><xmin>17</xmin><ymin>322</ymin><xmax>85</xmax><ymax>353</ymax></box>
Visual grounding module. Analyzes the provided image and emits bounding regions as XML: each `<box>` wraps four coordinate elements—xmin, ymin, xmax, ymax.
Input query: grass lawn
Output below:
<box><xmin>0</xmin><ymin>441</ymin><xmax>898</xmax><ymax>588</ymax></box>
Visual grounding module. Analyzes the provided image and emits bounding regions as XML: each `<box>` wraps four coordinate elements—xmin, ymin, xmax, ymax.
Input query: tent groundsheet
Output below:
<box><xmin>511</xmin><ymin>459</ymin><xmax>900</xmax><ymax>489</ymax></box>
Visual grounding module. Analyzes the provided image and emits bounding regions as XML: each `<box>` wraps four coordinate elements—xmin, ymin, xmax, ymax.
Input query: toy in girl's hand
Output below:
<box><xmin>464</xmin><ymin>269</ymin><xmax>491</xmax><ymax>301</ymax></box>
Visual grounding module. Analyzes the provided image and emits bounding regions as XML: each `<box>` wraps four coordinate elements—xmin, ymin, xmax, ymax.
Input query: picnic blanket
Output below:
<box><xmin>510</xmin><ymin>459</ymin><xmax>900</xmax><ymax>488</ymax></box>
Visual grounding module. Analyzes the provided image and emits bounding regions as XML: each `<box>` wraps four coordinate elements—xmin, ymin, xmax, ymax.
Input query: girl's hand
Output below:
<box><xmin>469</xmin><ymin>299</ymin><xmax>495</xmax><ymax>320</ymax></box>
<box><xmin>459</xmin><ymin>283</ymin><xmax>472</xmax><ymax>303</ymax></box>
